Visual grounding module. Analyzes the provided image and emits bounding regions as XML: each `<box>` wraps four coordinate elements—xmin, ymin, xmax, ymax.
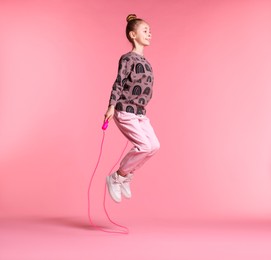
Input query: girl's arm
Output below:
<box><xmin>104</xmin><ymin>105</ymin><xmax>115</xmax><ymax>122</ymax></box>
<box><xmin>104</xmin><ymin>56</ymin><xmax>132</xmax><ymax>122</ymax></box>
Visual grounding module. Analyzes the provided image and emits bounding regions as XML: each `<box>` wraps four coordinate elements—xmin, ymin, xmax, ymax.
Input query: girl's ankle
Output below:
<box><xmin>117</xmin><ymin>170</ymin><xmax>127</xmax><ymax>177</ymax></box>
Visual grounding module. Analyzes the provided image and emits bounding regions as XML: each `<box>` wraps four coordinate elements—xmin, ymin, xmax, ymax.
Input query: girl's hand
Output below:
<box><xmin>104</xmin><ymin>105</ymin><xmax>115</xmax><ymax>122</ymax></box>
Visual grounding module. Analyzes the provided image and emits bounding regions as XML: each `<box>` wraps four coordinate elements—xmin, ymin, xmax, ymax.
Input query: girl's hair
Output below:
<box><xmin>125</xmin><ymin>14</ymin><xmax>144</xmax><ymax>45</ymax></box>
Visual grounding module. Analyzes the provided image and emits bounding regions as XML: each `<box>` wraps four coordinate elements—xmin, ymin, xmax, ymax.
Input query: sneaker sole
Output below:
<box><xmin>106</xmin><ymin>176</ymin><xmax>121</xmax><ymax>203</ymax></box>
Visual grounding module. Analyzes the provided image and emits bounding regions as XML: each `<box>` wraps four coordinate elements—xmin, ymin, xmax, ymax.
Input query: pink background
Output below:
<box><xmin>1</xmin><ymin>0</ymin><xmax>271</xmax><ymax>224</ymax></box>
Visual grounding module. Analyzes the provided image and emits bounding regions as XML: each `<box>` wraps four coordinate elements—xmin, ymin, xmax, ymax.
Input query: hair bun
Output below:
<box><xmin>126</xmin><ymin>14</ymin><xmax>137</xmax><ymax>22</ymax></box>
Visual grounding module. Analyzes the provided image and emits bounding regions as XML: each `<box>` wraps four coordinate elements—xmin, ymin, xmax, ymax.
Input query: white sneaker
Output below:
<box><xmin>119</xmin><ymin>173</ymin><xmax>133</xmax><ymax>199</ymax></box>
<box><xmin>106</xmin><ymin>172</ymin><xmax>122</xmax><ymax>203</ymax></box>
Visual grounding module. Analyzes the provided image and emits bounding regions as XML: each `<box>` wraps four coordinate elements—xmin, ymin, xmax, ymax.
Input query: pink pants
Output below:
<box><xmin>113</xmin><ymin>111</ymin><xmax>160</xmax><ymax>175</ymax></box>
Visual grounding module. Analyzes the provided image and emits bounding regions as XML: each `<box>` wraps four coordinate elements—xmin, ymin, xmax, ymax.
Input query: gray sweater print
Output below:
<box><xmin>109</xmin><ymin>52</ymin><xmax>154</xmax><ymax>115</ymax></box>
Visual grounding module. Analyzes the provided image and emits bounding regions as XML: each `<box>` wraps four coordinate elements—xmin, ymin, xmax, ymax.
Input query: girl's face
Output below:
<box><xmin>132</xmin><ymin>22</ymin><xmax>152</xmax><ymax>47</ymax></box>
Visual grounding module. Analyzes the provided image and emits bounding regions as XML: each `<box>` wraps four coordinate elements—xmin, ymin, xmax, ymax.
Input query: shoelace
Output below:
<box><xmin>112</xmin><ymin>174</ymin><xmax>122</xmax><ymax>184</ymax></box>
<box><xmin>123</xmin><ymin>175</ymin><xmax>133</xmax><ymax>183</ymax></box>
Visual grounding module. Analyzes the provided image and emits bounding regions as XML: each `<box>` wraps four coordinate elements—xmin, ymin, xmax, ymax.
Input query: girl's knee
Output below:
<box><xmin>145</xmin><ymin>141</ymin><xmax>160</xmax><ymax>155</ymax></box>
<box><xmin>151</xmin><ymin>141</ymin><xmax>160</xmax><ymax>154</ymax></box>
<box><xmin>138</xmin><ymin>140</ymin><xmax>160</xmax><ymax>155</ymax></box>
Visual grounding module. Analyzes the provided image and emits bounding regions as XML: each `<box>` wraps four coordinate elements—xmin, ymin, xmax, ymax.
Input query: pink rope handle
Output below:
<box><xmin>87</xmin><ymin>130</ymin><xmax>129</xmax><ymax>234</ymax></box>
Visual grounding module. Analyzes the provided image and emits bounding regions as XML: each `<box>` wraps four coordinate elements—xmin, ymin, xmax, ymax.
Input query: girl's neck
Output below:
<box><xmin>132</xmin><ymin>46</ymin><xmax>144</xmax><ymax>56</ymax></box>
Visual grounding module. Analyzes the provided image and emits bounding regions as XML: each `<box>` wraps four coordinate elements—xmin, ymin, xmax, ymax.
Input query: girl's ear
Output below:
<box><xmin>129</xmin><ymin>31</ymin><xmax>136</xmax><ymax>40</ymax></box>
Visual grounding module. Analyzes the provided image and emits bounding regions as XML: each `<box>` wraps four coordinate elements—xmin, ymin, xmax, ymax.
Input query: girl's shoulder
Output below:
<box><xmin>120</xmin><ymin>51</ymin><xmax>144</xmax><ymax>62</ymax></box>
<box><xmin>119</xmin><ymin>52</ymin><xmax>134</xmax><ymax>61</ymax></box>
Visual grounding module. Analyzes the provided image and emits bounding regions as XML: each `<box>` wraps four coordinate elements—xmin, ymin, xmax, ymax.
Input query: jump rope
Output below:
<box><xmin>87</xmin><ymin>119</ymin><xmax>130</xmax><ymax>234</ymax></box>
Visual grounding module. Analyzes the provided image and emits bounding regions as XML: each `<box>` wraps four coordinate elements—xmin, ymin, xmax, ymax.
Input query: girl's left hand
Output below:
<box><xmin>104</xmin><ymin>105</ymin><xmax>115</xmax><ymax>122</ymax></box>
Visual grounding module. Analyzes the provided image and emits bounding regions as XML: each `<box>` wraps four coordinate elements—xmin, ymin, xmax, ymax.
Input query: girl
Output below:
<box><xmin>104</xmin><ymin>14</ymin><xmax>160</xmax><ymax>203</ymax></box>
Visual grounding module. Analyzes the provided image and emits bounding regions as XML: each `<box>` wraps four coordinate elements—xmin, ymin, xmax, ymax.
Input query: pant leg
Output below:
<box><xmin>113</xmin><ymin>111</ymin><xmax>160</xmax><ymax>175</ymax></box>
<box><xmin>130</xmin><ymin>114</ymin><xmax>160</xmax><ymax>172</ymax></box>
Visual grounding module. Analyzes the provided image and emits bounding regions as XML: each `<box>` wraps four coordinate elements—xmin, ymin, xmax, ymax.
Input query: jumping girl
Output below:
<box><xmin>104</xmin><ymin>14</ymin><xmax>160</xmax><ymax>203</ymax></box>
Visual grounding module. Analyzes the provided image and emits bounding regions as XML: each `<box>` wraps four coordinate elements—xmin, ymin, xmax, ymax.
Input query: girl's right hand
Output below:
<box><xmin>104</xmin><ymin>105</ymin><xmax>115</xmax><ymax>122</ymax></box>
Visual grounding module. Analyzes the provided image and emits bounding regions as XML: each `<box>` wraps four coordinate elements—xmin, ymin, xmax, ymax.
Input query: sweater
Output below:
<box><xmin>108</xmin><ymin>52</ymin><xmax>154</xmax><ymax>115</ymax></box>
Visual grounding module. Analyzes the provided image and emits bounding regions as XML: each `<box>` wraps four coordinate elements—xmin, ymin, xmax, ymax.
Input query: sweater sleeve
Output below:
<box><xmin>108</xmin><ymin>56</ymin><xmax>132</xmax><ymax>107</ymax></box>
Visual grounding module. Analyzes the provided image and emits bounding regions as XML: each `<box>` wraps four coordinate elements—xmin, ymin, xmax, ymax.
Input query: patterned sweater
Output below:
<box><xmin>109</xmin><ymin>52</ymin><xmax>154</xmax><ymax>115</ymax></box>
